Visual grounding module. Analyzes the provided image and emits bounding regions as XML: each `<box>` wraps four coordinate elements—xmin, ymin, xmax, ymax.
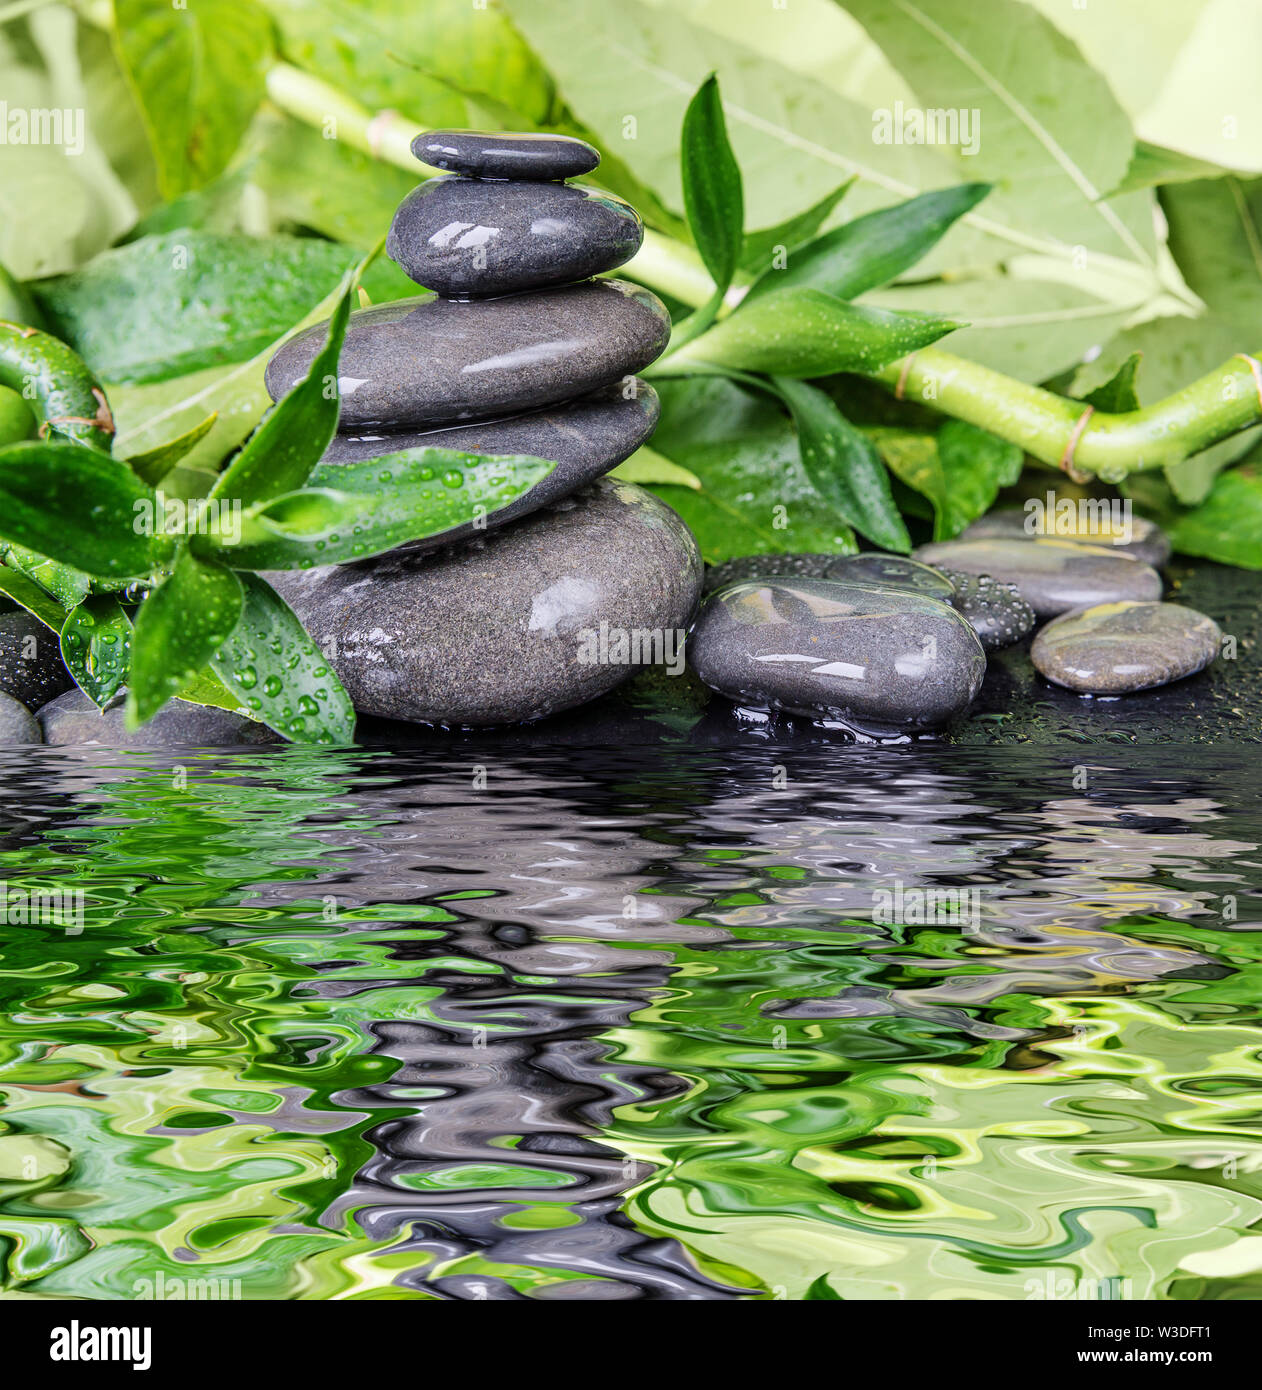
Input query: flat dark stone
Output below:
<box><xmin>689</xmin><ymin>578</ymin><xmax>986</xmax><ymax>733</ymax></box>
<box><xmin>268</xmin><ymin>479</ymin><xmax>703</xmax><ymax>727</ymax></box>
<box><xmin>0</xmin><ymin>691</ymin><xmax>39</xmax><ymax>743</ymax></box>
<box><xmin>413</xmin><ymin>129</ymin><xmax>600</xmax><ymax>181</ymax></box>
<box><xmin>915</xmin><ymin>538</ymin><xmax>1162</xmax><ymax>618</ymax></box>
<box><xmin>936</xmin><ymin>567</ymin><xmax>1036</xmax><ymax>651</ymax></box>
<box><xmin>387</xmin><ymin>177</ymin><xmax>642</xmax><ymax>297</ymax></box>
<box><xmin>0</xmin><ymin>609</ymin><xmax>72</xmax><ymax>709</ymax></box>
<box><xmin>824</xmin><ymin>553</ymin><xmax>956</xmax><ymax>600</ymax></box>
<box><xmin>1030</xmin><ymin>600</ymin><xmax>1221</xmax><ymax>693</ymax></box>
<box><xmin>322</xmin><ymin>381</ymin><xmax>659</xmax><ymax>549</ymax></box>
<box><xmin>38</xmin><ymin>689</ymin><xmax>279</xmax><ymax>747</ymax></box>
<box><xmin>265</xmin><ymin>281</ymin><xmax>671</xmax><ymax>430</ymax></box>
<box><xmin>704</xmin><ymin>554</ymin><xmax>839</xmax><ymax>595</ymax></box>
<box><xmin>960</xmin><ymin>506</ymin><xmax>1172</xmax><ymax>568</ymax></box>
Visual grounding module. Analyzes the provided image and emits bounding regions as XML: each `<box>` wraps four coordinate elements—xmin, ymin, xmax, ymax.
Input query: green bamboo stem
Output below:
<box><xmin>264</xmin><ymin>62</ymin><xmax>1262</xmax><ymax>483</ymax></box>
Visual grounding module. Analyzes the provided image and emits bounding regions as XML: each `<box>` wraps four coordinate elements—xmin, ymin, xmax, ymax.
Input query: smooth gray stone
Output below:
<box><xmin>1030</xmin><ymin>601</ymin><xmax>1221</xmax><ymax>693</ymax></box>
<box><xmin>936</xmin><ymin>567</ymin><xmax>1036</xmax><ymax>651</ymax></box>
<box><xmin>38</xmin><ymin>689</ymin><xmax>278</xmax><ymax>747</ymax></box>
<box><xmin>914</xmin><ymin>538</ymin><xmax>1162</xmax><ymax>619</ymax></box>
<box><xmin>265</xmin><ymin>281</ymin><xmax>671</xmax><ymax>429</ymax></box>
<box><xmin>387</xmin><ymin>177</ymin><xmax>642</xmax><ymax>297</ymax></box>
<box><xmin>0</xmin><ymin>691</ymin><xmax>40</xmax><ymax>743</ymax></box>
<box><xmin>268</xmin><ymin>479</ymin><xmax>703</xmax><ymax>727</ymax></box>
<box><xmin>824</xmin><ymin>553</ymin><xmax>956</xmax><ymax>601</ymax></box>
<box><xmin>688</xmin><ymin>578</ymin><xmax>986</xmax><ymax>733</ymax></box>
<box><xmin>413</xmin><ymin>129</ymin><xmax>599</xmax><ymax>181</ymax></box>
<box><xmin>0</xmin><ymin>609</ymin><xmax>72</xmax><ymax>708</ymax></box>
<box><xmin>322</xmin><ymin>381</ymin><xmax>659</xmax><ymax>553</ymax></box>
<box><xmin>960</xmin><ymin>506</ymin><xmax>1172</xmax><ymax>568</ymax></box>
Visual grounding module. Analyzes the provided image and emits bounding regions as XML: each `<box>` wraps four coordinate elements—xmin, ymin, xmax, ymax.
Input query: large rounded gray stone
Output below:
<box><xmin>934</xmin><ymin>568</ymin><xmax>1036</xmax><ymax>651</ymax></box>
<box><xmin>824</xmin><ymin>553</ymin><xmax>956</xmax><ymax>601</ymax></box>
<box><xmin>688</xmin><ymin>578</ymin><xmax>987</xmax><ymax>733</ymax></box>
<box><xmin>413</xmin><ymin>129</ymin><xmax>600</xmax><ymax>182</ymax></box>
<box><xmin>1031</xmin><ymin>601</ymin><xmax>1220</xmax><ymax>693</ymax></box>
<box><xmin>38</xmin><ymin>689</ymin><xmax>278</xmax><ymax>747</ymax></box>
<box><xmin>269</xmin><ymin>480</ymin><xmax>702</xmax><ymax>727</ymax></box>
<box><xmin>387</xmin><ymin>177</ymin><xmax>642</xmax><ymax>297</ymax></box>
<box><xmin>0</xmin><ymin>691</ymin><xmax>40</xmax><ymax>743</ymax></box>
<box><xmin>265</xmin><ymin>281</ymin><xmax>671</xmax><ymax>430</ymax></box>
<box><xmin>914</xmin><ymin>538</ymin><xmax>1162</xmax><ymax>618</ymax></box>
<box><xmin>960</xmin><ymin>506</ymin><xmax>1171</xmax><ymax>568</ymax></box>
<box><xmin>0</xmin><ymin>609</ymin><xmax>72</xmax><ymax>709</ymax></box>
<box><xmin>322</xmin><ymin>381</ymin><xmax>659</xmax><ymax>550</ymax></box>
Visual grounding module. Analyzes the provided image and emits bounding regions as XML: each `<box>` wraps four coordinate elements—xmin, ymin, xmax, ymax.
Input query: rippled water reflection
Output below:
<box><xmin>0</xmin><ymin>745</ymin><xmax>1259</xmax><ymax>1300</ymax></box>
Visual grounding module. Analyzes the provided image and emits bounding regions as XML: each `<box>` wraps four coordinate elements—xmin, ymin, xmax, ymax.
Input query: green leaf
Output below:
<box><xmin>211</xmin><ymin>263</ymin><xmax>365</xmax><ymax>507</ymax></box>
<box><xmin>0</xmin><ymin>440</ymin><xmax>171</xmax><ymax>578</ymax></box>
<box><xmin>739</xmin><ymin>179</ymin><xmax>854</xmax><ymax>277</ymax></box>
<box><xmin>0</xmin><ymin>564</ymin><xmax>69</xmax><ymax>633</ymax></box>
<box><xmin>1162</xmin><ymin>176</ymin><xmax>1262</xmax><ymax>340</ymax></box>
<box><xmin>837</xmin><ymin>0</ymin><xmax>1158</xmax><ymax>267</ymax></box>
<box><xmin>60</xmin><ymin>597</ymin><xmax>132</xmax><ymax>709</ymax></box>
<box><xmin>1</xmin><ymin>544</ymin><xmax>91</xmax><ymax>609</ymax></box>
<box><xmin>804</xmin><ymin>1274</ymin><xmax>842</xmax><ymax>1300</ymax></box>
<box><xmin>1107</xmin><ymin>141</ymin><xmax>1231</xmax><ymax>198</ymax></box>
<box><xmin>642</xmin><ymin>375</ymin><xmax>858</xmax><ymax>562</ymax></box>
<box><xmin>122</xmin><ymin>413</ymin><xmax>219</xmax><ymax>487</ymax></box>
<box><xmin>109</xmin><ymin>257</ymin><xmax>384</xmax><ymax>479</ymax></box>
<box><xmin>745</xmin><ymin>184</ymin><xmax>991</xmax><ymax>302</ymax></box>
<box><xmin>113</xmin><ymin>0</ymin><xmax>274</xmax><ymax>198</ymax></box>
<box><xmin>609</xmin><ymin>446</ymin><xmax>702</xmax><ymax>490</ymax></box>
<box><xmin>681</xmin><ymin>74</ymin><xmax>744</xmax><ymax>299</ymax></box>
<box><xmin>176</xmin><ymin>666</ymin><xmax>253</xmax><ymax>715</ymax></box>
<box><xmin>212</xmin><ymin>573</ymin><xmax>355</xmax><ymax>745</ymax></box>
<box><xmin>126</xmin><ymin>549</ymin><xmax>244</xmax><ymax>726</ymax></box>
<box><xmin>195</xmin><ymin>447</ymin><xmax>555</xmax><ymax>570</ymax></box>
<box><xmin>30</xmin><ymin>232</ymin><xmax>412</xmax><ymax>386</ymax></box>
<box><xmin>1080</xmin><ymin>353</ymin><xmax>1142</xmax><ymax>412</ymax></box>
<box><xmin>1165</xmin><ymin>462</ymin><xmax>1262</xmax><ymax>569</ymax></box>
<box><xmin>670</xmin><ymin>288</ymin><xmax>961</xmax><ymax>377</ymax></box>
<box><xmin>768</xmin><ymin>377</ymin><xmax>910</xmax><ymax>552</ymax></box>
<box><xmin>874</xmin><ymin>420</ymin><xmax>1021</xmax><ymax>541</ymax></box>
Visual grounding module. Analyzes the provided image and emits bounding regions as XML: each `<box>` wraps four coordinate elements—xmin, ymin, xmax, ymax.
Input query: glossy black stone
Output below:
<box><xmin>413</xmin><ymin>129</ymin><xmax>600</xmax><ymax>181</ymax></box>
<box><xmin>0</xmin><ymin>691</ymin><xmax>39</xmax><ymax>743</ymax></box>
<box><xmin>267</xmin><ymin>480</ymin><xmax>702</xmax><ymax>728</ymax></box>
<box><xmin>0</xmin><ymin>609</ymin><xmax>72</xmax><ymax>709</ymax></box>
<box><xmin>688</xmin><ymin>578</ymin><xmax>987</xmax><ymax>733</ymax></box>
<box><xmin>265</xmin><ymin>281</ymin><xmax>671</xmax><ymax>429</ymax></box>
<box><xmin>322</xmin><ymin>381</ymin><xmax>660</xmax><ymax>549</ymax></box>
<box><xmin>387</xmin><ymin>177</ymin><xmax>642</xmax><ymax>296</ymax></box>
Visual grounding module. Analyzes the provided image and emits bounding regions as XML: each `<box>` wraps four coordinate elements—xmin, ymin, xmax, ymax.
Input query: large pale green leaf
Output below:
<box><xmin>211</xmin><ymin>573</ymin><xmax>355</xmax><ymax>745</ymax></box>
<box><xmin>739</xmin><ymin>179</ymin><xmax>854</xmax><ymax>277</ymax></box>
<box><xmin>1161</xmin><ymin>177</ymin><xmax>1262</xmax><ymax>339</ymax></box>
<box><xmin>211</xmin><ymin>266</ymin><xmax>362</xmax><ymax>506</ymax></box>
<box><xmin>643</xmin><ymin>375</ymin><xmax>858</xmax><ymax>562</ymax></box>
<box><xmin>1107</xmin><ymin>142</ymin><xmax>1230</xmax><ymax>198</ymax></box>
<box><xmin>869</xmin><ymin>277</ymin><xmax>1133</xmax><ymax>385</ymax></box>
<box><xmin>262</xmin><ymin>0</ymin><xmax>557</xmax><ymax>128</ymax></box>
<box><xmin>108</xmin><ymin>262</ymin><xmax>382</xmax><ymax>477</ymax></box>
<box><xmin>837</xmin><ymin>0</ymin><xmax>1157</xmax><ymax>268</ymax></box>
<box><xmin>196</xmin><ymin>448</ymin><xmax>555</xmax><ymax>570</ymax></box>
<box><xmin>31</xmin><ymin>232</ymin><xmax>413</xmax><ymax>386</ymax></box>
<box><xmin>126</xmin><ymin>549</ymin><xmax>244</xmax><ymax>726</ymax></box>
<box><xmin>668</xmin><ymin>288</ymin><xmax>960</xmax><ymax>377</ymax></box>
<box><xmin>113</xmin><ymin>0</ymin><xmax>274</xmax><ymax>198</ymax></box>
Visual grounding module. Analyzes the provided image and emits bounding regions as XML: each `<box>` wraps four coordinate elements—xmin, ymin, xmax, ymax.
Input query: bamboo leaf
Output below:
<box><xmin>681</xmin><ymin>74</ymin><xmax>744</xmax><ymax>299</ymax></box>
<box><xmin>60</xmin><ymin>597</ymin><xmax>132</xmax><ymax>709</ymax></box>
<box><xmin>126</xmin><ymin>549</ymin><xmax>244</xmax><ymax>726</ymax></box>
<box><xmin>212</xmin><ymin>573</ymin><xmax>356</xmax><ymax>745</ymax></box>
